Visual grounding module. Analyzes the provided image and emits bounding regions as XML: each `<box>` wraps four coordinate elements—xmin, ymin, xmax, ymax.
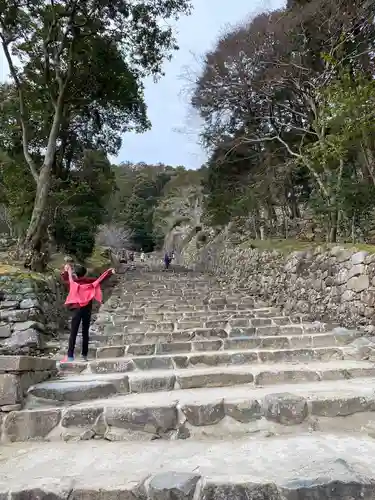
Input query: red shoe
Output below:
<box><xmin>60</xmin><ymin>356</ymin><xmax>74</xmax><ymax>363</ymax></box>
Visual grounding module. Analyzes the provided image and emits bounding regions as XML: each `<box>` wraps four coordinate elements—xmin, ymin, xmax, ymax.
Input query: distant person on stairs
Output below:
<box><xmin>164</xmin><ymin>252</ymin><xmax>171</xmax><ymax>270</ymax></box>
<box><xmin>140</xmin><ymin>250</ymin><xmax>145</xmax><ymax>262</ymax></box>
<box><xmin>60</xmin><ymin>264</ymin><xmax>115</xmax><ymax>362</ymax></box>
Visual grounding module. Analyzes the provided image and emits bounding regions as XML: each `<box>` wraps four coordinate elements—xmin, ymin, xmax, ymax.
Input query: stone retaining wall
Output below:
<box><xmin>0</xmin><ymin>247</ymin><xmax>119</xmax><ymax>356</ymax></box>
<box><xmin>0</xmin><ymin>356</ymin><xmax>56</xmax><ymax>412</ymax></box>
<box><xmin>181</xmin><ymin>235</ymin><xmax>375</xmax><ymax>329</ymax></box>
<box><xmin>0</xmin><ymin>270</ymin><xmax>66</xmax><ymax>355</ymax></box>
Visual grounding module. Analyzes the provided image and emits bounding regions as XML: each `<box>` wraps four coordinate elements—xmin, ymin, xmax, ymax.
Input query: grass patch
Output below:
<box><xmin>239</xmin><ymin>239</ymin><xmax>375</xmax><ymax>255</ymax></box>
<box><xmin>0</xmin><ymin>246</ymin><xmax>113</xmax><ymax>279</ymax></box>
<box><xmin>86</xmin><ymin>246</ymin><xmax>113</xmax><ymax>274</ymax></box>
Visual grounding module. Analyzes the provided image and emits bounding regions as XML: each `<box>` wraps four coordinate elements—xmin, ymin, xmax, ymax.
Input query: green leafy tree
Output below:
<box><xmin>295</xmin><ymin>74</ymin><xmax>375</xmax><ymax>241</ymax></box>
<box><xmin>123</xmin><ymin>171</ymin><xmax>172</xmax><ymax>251</ymax></box>
<box><xmin>0</xmin><ymin>0</ymin><xmax>191</xmax><ymax>269</ymax></box>
<box><xmin>53</xmin><ymin>150</ymin><xmax>115</xmax><ymax>260</ymax></box>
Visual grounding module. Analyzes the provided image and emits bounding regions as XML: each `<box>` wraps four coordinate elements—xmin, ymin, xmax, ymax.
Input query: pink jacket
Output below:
<box><xmin>64</xmin><ymin>268</ymin><xmax>113</xmax><ymax>308</ymax></box>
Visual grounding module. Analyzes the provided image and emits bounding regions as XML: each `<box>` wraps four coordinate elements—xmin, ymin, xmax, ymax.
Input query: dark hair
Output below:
<box><xmin>74</xmin><ymin>265</ymin><xmax>87</xmax><ymax>278</ymax></box>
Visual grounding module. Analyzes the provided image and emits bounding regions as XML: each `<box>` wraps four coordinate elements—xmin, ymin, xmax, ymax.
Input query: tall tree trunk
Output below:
<box><xmin>328</xmin><ymin>209</ymin><xmax>338</xmax><ymax>243</ymax></box>
<box><xmin>22</xmin><ymin>163</ymin><xmax>51</xmax><ymax>271</ymax></box>
<box><xmin>352</xmin><ymin>214</ymin><xmax>356</xmax><ymax>244</ymax></box>
<box><xmin>21</xmin><ymin>86</ymin><xmax>66</xmax><ymax>271</ymax></box>
<box><xmin>327</xmin><ymin>160</ymin><xmax>344</xmax><ymax>244</ymax></box>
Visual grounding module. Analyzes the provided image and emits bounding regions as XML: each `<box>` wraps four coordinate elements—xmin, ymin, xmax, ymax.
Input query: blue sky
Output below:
<box><xmin>0</xmin><ymin>0</ymin><xmax>284</xmax><ymax>169</ymax></box>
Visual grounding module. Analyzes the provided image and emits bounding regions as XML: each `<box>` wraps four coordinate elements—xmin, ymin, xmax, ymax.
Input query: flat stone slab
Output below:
<box><xmin>1</xmin><ymin>434</ymin><xmax>375</xmax><ymax>497</ymax></box>
<box><xmin>28</xmin><ymin>373</ymin><xmax>130</xmax><ymax>402</ymax></box>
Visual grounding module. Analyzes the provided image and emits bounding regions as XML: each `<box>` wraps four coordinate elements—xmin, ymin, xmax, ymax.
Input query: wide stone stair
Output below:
<box><xmin>2</xmin><ymin>265</ymin><xmax>375</xmax><ymax>498</ymax></box>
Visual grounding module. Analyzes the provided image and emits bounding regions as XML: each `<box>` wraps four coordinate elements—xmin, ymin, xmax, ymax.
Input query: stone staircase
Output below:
<box><xmin>2</xmin><ymin>265</ymin><xmax>375</xmax><ymax>497</ymax></box>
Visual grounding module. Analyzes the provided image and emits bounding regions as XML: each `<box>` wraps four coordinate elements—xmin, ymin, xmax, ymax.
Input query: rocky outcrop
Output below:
<box><xmin>153</xmin><ymin>171</ymin><xmax>203</xmax><ymax>253</ymax></box>
<box><xmin>181</xmin><ymin>234</ymin><xmax>375</xmax><ymax>328</ymax></box>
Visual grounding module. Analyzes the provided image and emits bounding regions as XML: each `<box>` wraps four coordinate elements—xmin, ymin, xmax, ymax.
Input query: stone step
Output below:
<box><xmin>104</xmin><ymin>308</ymin><xmax>284</xmax><ymax>321</ymax></box>
<box><xmin>105</xmin><ymin>317</ymin><xmax>300</xmax><ymax>333</ymax></box>
<box><xmin>119</xmin><ymin>296</ymin><xmax>261</xmax><ymax>305</ymax></box>
<box><xmin>97</xmin><ymin>312</ymin><xmax>293</xmax><ymax>328</ymax></box>
<box><xmin>62</xmin><ymin>330</ymin><xmax>361</xmax><ymax>359</ymax></box>
<box><xmin>29</xmin><ymin>360</ymin><xmax>375</xmax><ymax>402</ymax></box>
<box><xmin>1</xmin><ymin>434</ymin><xmax>375</xmax><ymax>496</ymax></box>
<box><xmin>27</xmin><ymin>373</ymin><xmax>130</xmax><ymax>403</ymax></box>
<box><xmin>59</xmin><ymin>324</ymin><xmax>347</xmax><ymax>348</ymax></box>
<box><xmin>107</xmin><ymin>304</ymin><xmax>269</xmax><ymax>313</ymax></box>
<box><xmin>12</xmin><ymin>377</ymin><xmax>375</xmax><ymax>442</ymax></box>
<box><xmin>102</xmin><ymin>321</ymin><xmax>333</xmax><ymax>338</ymax></box>
<box><xmin>62</xmin><ymin>345</ymin><xmax>360</xmax><ymax>374</ymax></box>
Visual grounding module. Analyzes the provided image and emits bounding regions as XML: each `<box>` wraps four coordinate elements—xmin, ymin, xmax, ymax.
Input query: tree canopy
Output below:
<box><xmin>0</xmin><ymin>0</ymin><xmax>191</xmax><ymax>268</ymax></box>
<box><xmin>191</xmin><ymin>0</ymin><xmax>375</xmax><ymax>243</ymax></box>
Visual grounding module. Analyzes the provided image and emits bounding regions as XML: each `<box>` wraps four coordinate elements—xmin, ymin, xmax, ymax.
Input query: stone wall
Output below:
<box><xmin>181</xmin><ymin>234</ymin><xmax>375</xmax><ymax>329</ymax></box>
<box><xmin>0</xmin><ymin>356</ymin><xmax>57</xmax><ymax>412</ymax></box>
<box><xmin>0</xmin><ymin>247</ymin><xmax>119</xmax><ymax>356</ymax></box>
<box><xmin>0</xmin><ymin>269</ymin><xmax>66</xmax><ymax>355</ymax></box>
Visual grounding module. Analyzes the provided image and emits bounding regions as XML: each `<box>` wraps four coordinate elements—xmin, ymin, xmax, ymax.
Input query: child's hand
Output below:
<box><xmin>64</xmin><ymin>264</ymin><xmax>71</xmax><ymax>272</ymax></box>
<box><xmin>110</xmin><ymin>268</ymin><xmax>115</xmax><ymax>274</ymax></box>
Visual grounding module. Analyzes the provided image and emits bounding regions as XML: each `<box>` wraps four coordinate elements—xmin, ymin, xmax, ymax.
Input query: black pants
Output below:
<box><xmin>68</xmin><ymin>303</ymin><xmax>92</xmax><ymax>358</ymax></box>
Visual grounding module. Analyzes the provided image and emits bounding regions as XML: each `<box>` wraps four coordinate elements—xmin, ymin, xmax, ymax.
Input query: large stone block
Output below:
<box><xmin>0</xmin><ymin>309</ymin><xmax>29</xmax><ymax>322</ymax></box>
<box><xmin>105</xmin><ymin>405</ymin><xmax>178</xmax><ymax>434</ymax></box>
<box><xmin>3</xmin><ymin>408</ymin><xmax>61</xmax><ymax>441</ymax></box>
<box><xmin>201</xmin><ymin>482</ymin><xmax>281</xmax><ymax>500</ymax></box>
<box><xmin>127</xmin><ymin>343</ymin><xmax>156</xmax><ymax>356</ymax></box>
<box><xmin>188</xmin><ymin>353</ymin><xmax>231</xmax><ymax>367</ymax></box>
<box><xmin>177</xmin><ymin>371</ymin><xmax>254</xmax><ymax>389</ymax></box>
<box><xmin>70</xmin><ymin>487</ymin><xmax>136</xmax><ymax>500</ymax></box>
<box><xmin>12</xmin><ymin>320</ymin><xmax>45</xmax><ymax>332</ymax></box>
<box><xmin>2</xmin><ymin>328</ymin><xmax>41</xmax><ymax>353</ymax></box>
<box><xmin>0</xmin><ymin>355</ymin><xmax>56</xmax><ymax>373</ymax></box>
<box><xmin>6</xmin><ymin>486</ymin><xmax>71</xmax><ymax>500</ymax></box>
<box><xmin>89</xmin><ymin>359</ymin><xmax>135</xmax><ymax>374</ymax></box>
<box><xmin>133</xmin><ymin>356</ymin><xmax>174</xmax><ymax>371</ymax></box>
<box><xmin>129</xmin><ymin>374</ymin><xmax>176</xmax><ymax>393</ymax></box>
<box><xmin>264</xmin><ymin>393</ymin><xmax>308</xmax><ymax>425</ymax></box>
<box><xmin>19</xmin><ymin>298</ymin><xmax>41</xmax><ymax>309</ymax></box>
<box><xmin>311</xmin><ymin>396</ymin><xmax>372</xmax><ymax>418</ymax></box>
<box><xmin>182</xmin><ymin>401</ymin><xmax>224</xmax><ymax>426</ymax></box>
<box><xmin>62</xmin><ymin>407</ymin><xmax>103</xmax><ymax>428</ymax></box>
<box><xmin>0</xmin><ymin>373</ymin><xmax>22</xmax><ymax>405</ymax></box>
<box><xmin>255</xmin><ymin>369</ymin><xmax>319</xmax><ymax>386</ymax></box>
<box><xmin>28</xmin><ymin>379</ymin><xmax>121</xmax><ymax>402</ymax></box>
<box><xmin>347</xmin><ymin>275</ymin><xmax>370</xmax><ymax>293</ymax></box>
<box><xmin>148</xmin><ymin>473</ymin><xmax>200</xmax><ymax>500</ymax></box>
<box><xmin>224</xmin><ymin>399</ymin><xmax>263</xmax><ymax>423</ymax></box>
<box><xmin>0</xmin><ymin>325</ymin><xmax>11</xmax><ymax>338</ymax></box>
<box><xmin>20</xmin><ymin>370</ymin><xmax>54</xmax><ymax>394</ymax></box>
<box><xmin>0</xmin><ymin>301</ymin><xmax>19</xmax><ymax>310</ymax></box>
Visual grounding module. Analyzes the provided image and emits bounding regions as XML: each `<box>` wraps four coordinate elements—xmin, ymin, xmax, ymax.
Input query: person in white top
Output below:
<box><xmin>140</xmin><ymin>251</ymin><xmax>145</xmax><ymax>262</ymax></box>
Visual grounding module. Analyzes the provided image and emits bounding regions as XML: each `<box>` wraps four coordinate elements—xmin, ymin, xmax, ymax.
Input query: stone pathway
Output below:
<box><xmin>2</xmin><ymin>265</ymin><xmax>375</xmax><ymax>497</ymax></box>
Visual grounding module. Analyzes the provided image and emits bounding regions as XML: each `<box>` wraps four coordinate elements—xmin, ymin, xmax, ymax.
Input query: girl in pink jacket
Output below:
<box><xmin>60</xmin><ymin>264</ymin><xmax>115</xmax><ymax>362</ymax></box>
